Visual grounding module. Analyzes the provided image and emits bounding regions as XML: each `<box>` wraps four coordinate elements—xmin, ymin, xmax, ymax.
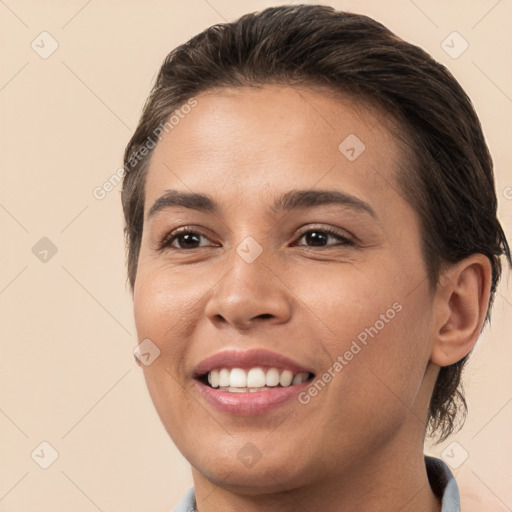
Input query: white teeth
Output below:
<box><xmin>219</xmin><ymin>368</ymin><xmax>230</xmax><ymax>387</ymax></box>
<box><xmin>279</xmin><ymin>369</ymin><xmax>293</xmax><ymax>387</ymax></box>
<box><xmin>206</xmin><ymin>367</ymin><xmax>310</xmax><ymax>390</ymax></box>
<box><xmin>292</xmin><ymin>372</ymin><xmax>309</xmax><ymax>385</ymax></box>
<box><xmin>265</xmin><ymin>368</ymin><xmax>280</xmax><ymax>387</ymax></box>
<box><xmin>210</xmin><ymin>369</ymin><xmax>220</xmax><ymax>388</ymax></box>
<box><xmin>247</xmin><ymin>368</ymin><xmax>266</xmax><ymax>387</ymax></box>
<box><xmin>229</xmin><ymin>368</ymin><xmax>247</xmax><ymax>388</ymax></box>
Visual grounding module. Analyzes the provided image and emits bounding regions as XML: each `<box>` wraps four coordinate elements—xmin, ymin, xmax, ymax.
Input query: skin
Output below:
<box><xmin>132</xmin><ymin>84</ymin><xmax>491</xmax><ymax>511</ymax></box>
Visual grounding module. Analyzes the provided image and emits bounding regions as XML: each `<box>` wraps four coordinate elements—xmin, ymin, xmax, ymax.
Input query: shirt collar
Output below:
<box><xmin>425</xmin><ymin>455</ymin><xmax>460</xmax><ymax>511</ymax></box>
<box><xmin>173</xmin><ymin>456</ymin><xmax>460</xmax><ymax>512</ymax></box>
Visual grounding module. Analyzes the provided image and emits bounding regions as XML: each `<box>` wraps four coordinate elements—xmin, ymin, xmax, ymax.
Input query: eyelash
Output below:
<box><xmin>156</xmin><ymin>225</ymin><xmax>354</xmax><ymax>251</ymax></box>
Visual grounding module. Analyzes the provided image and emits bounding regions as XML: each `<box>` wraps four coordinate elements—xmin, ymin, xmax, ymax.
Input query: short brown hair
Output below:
<box><xmin>122</xmin><ymin>4</ymin><xmax>510</xmax><ymax>441</ymax></box>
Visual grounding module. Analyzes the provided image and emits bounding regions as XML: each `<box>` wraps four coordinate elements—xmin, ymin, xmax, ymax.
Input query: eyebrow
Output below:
<box><xmin>147</xmin><ymin>188</ymin><xmax>377</xmax><ymax>220</ymax></box>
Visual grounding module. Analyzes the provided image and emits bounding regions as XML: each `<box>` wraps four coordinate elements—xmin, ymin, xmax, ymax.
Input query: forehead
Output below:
<box><xmin>143</xmin><ymin>84</ymin><xmax>408</xmax><ymax>220</ymax></box>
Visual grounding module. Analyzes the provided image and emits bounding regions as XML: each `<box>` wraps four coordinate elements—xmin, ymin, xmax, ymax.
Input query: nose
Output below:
<box><xmin>204</xmin><ymin>248</ymin><xmax>293</xmax><ymax>331</ymax></box>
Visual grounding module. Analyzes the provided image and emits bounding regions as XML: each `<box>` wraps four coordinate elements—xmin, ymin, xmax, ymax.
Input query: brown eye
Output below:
<box><xmin>158</xmin><ymin>229</ymin><xmax>214</xmax><ymax>251</ymax></box>
<box><xmin>172</xmin><ymin>232</ymin><xmax>203</xmax><ymax>249</ymax></box>
<box><xmin>296</xmin><ymin>228</ymin><xmax>353</xmax><ymax>247</ymax></box>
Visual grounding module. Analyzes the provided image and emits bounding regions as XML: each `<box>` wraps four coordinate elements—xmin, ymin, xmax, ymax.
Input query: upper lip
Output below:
<box><xmin>193</xmin><ymin>349</ymin><xmax>314</xmax><ymax>377</ymax></box>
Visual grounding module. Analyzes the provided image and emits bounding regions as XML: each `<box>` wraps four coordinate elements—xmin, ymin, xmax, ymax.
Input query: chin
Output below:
<box><xmin>187</xmin><ymin>440</ymin><xmax>319</xmax><ymax>495</ymax></box>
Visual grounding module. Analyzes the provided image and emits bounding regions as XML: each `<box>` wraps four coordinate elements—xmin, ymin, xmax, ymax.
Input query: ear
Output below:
<box><xmin>430</xmin><ymin>254</ymin><xmax>492</xmax><ymax>367</ymax></box>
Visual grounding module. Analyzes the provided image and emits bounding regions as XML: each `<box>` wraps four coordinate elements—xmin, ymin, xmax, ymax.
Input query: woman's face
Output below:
<box><xmin>133</xmin><ymin>85</ymin><xmax>438</xmax><ymax>492</ymax></box>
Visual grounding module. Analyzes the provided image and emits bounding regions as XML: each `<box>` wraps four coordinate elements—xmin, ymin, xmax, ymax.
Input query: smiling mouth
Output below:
<box><xmin>197</xmin><ymin>367</ymin><xmax>315</xmax><ymax>392</ymax></box>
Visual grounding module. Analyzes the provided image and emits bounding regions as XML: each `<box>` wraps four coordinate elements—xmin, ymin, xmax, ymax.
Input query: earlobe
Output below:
<box><xmin>430</xmin><ymin>254</ymin><xmax>492</xmax><ymax>367</ymax></box>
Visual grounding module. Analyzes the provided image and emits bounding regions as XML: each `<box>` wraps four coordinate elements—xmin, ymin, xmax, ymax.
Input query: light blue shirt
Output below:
<box><xmin>173</xmin><ymin>456</ymin><xmax>460</xmax><ymax>511</ymax></box>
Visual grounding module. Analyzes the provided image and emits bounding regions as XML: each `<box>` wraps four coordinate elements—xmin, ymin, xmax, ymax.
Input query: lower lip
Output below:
<box><xmin>195</xmin><ymin>380</ymin><xmax>311</xmax><ymax>415</ymax></box>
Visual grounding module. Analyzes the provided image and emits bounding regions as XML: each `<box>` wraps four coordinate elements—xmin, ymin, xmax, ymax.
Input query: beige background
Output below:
<box><xmin>0</xmin><ymin>0</ymin><xmax>510</xmax><ymax>510</ymax></box>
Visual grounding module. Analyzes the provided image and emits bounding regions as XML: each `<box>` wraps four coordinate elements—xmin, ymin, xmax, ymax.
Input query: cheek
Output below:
<box><xmin>133</xmin><ymin>271</ymin><xmax>200</xmax><ymax>444</ymax></box>
<box><xmin>331</xmin><ymin>288</ymin><xmax>432</xmax><ymax>429</ymax></box>
<box><xmin>299</xmin><ymin>258</ymin><xmax>432</xmax><ymax>411</ymax></box>
<box><xmin>290</xmin><ymin>260</ymin><xmax>403</xmax><ymax>348</ymax></box>
<box><xmin>133</xmin><ymin>264</ymin><xmax>201</xmax><ymax>351</ymax></box>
